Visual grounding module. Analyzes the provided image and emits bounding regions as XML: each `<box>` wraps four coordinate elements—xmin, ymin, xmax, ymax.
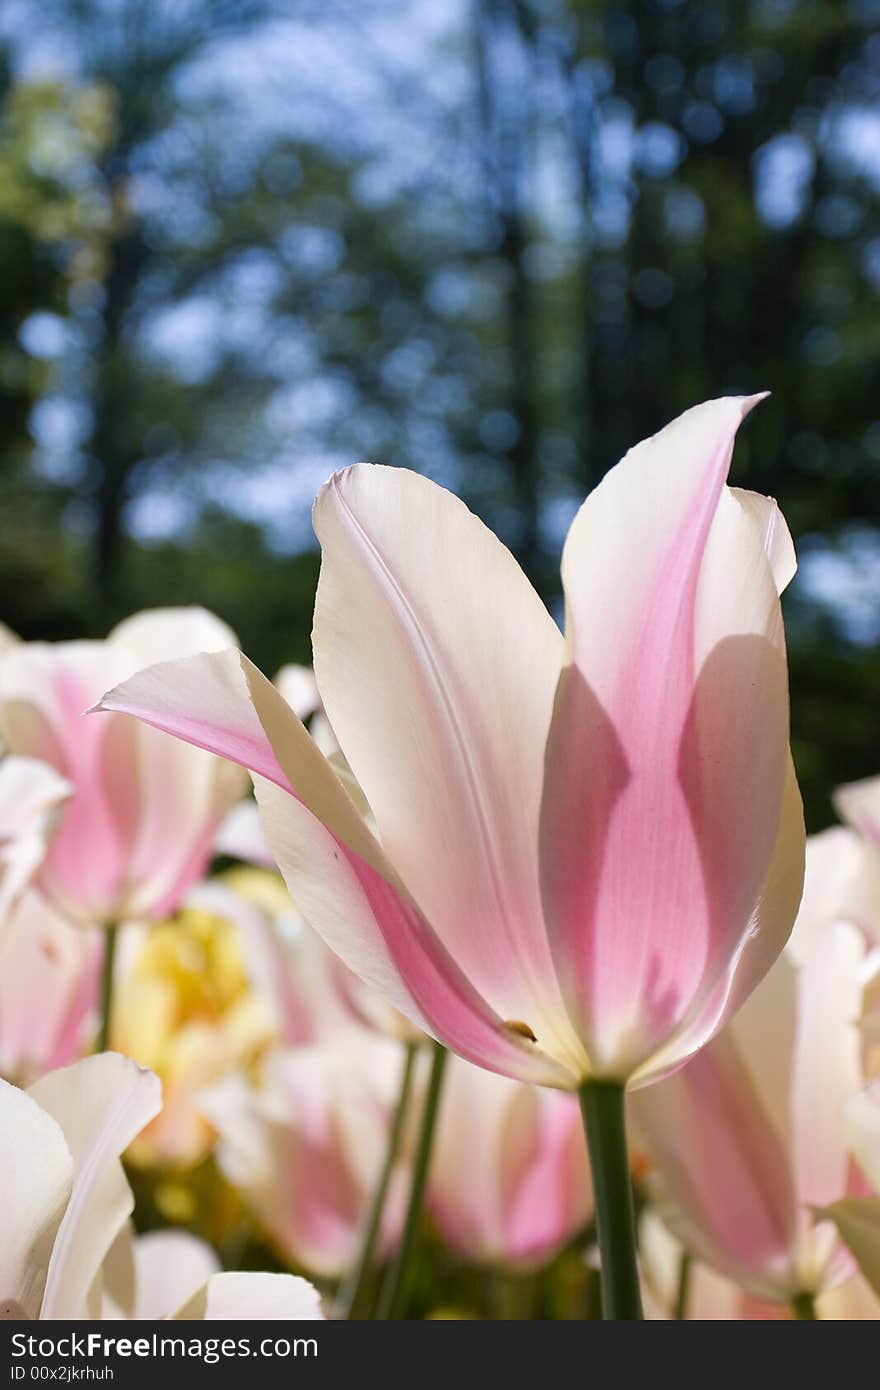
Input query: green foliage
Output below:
<box><xmin>0</xmin><ymin>0</ymin><xmax>878</xmax><ymax>829</ymax></box>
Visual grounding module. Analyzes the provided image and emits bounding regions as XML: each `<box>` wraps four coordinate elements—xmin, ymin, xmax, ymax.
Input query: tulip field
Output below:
<box><xmin>2</xmin><ymin>397</ymin><xmax>880</xmax><ymax>1325</ymax></box>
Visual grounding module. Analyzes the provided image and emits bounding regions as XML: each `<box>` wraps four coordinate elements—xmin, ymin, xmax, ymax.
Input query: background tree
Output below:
<box><xmin>0</xmin><ymin>0</ymin><xmax>877</xmax><ymax>826</ymax></box>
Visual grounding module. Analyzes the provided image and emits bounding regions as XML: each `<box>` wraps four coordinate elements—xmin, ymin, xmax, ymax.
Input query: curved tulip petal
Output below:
<box><xmin>133</xmin><ymin>1231</ymin><xmax>220</xmax><ymax>1321</ymax></box>
<box><xmin>313</xmin><ymin>464</ymin><xmax>581</xmax><ymax>1065</ymax></box>
<box><xmin>253</xmin><ymin>776</ymin><xmax>571</xmax><ymax>1085</ymax></box>
<box><xmin>0</xmin><ymin>1079</ymin><xmax>72</xmax><ymax>1319</ymax></box>
<box><xmin>631</xmin><ymin>1031</ymin><xmax>798</xmax><ymax>1299</ymax></box>
<box><xmin>30</xmin><ymin>1054</ymin><xmax>161</xmax><ymax>1319</ymax></box>
<box><xmin>727</xmin><ymin>488</ymin><xmax>797</xmax><ymax>594</ymax></box>
<box><xmin>95</xmin><ymin>648</ymin><xmax>292</xmax><ymax>793</ymax></box>
<box><xmin>98</xmin><ymin>648</ymin><xmax>570</xmax><ymax>1084</ymax></box>
<box><xmin>173</xmin><ymin>1272</ymin><xmax>325</xmax><ymax>1320</ymax></box>
<box><xmin>541</xmin><ymin>397</ymin><xmax>796</xmax><ymax>1079</ymax></box>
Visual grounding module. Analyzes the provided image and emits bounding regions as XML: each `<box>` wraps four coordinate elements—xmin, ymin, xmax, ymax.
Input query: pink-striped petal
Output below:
<box><xmin>541</xmin><ymin>397</ymin><xmax>796</xmax><ymax>1079</ymax></box>
<box><xmin>631</xmin><ymin>1031</ymin><xmax>798</xmax><ymax>1299</ymax></box>
<box><xmin>98</xmin><ymin>650</ymin><xmax>570</xmax><ymax>1085</ymax></box>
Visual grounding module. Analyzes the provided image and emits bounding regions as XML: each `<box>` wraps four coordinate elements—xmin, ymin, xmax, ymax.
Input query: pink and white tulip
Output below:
<box><xmin>631</xmin><ymin>921</ymin><xmax>867</xmax><ymax>1304</ymax></box>
<box><xmin>95</xmin><ymin>399</ymin><xmax>804</xmax><ymax>1089</ymax></box>
<box><xmin>429</xmin><ymin>1057</ymin><xmax>591</xmax><ymax>1268</ymax></box>
<box><xmin>0</xmin><ymin>609</ymin><xmax>247</xmax><ymax>926</ymax></box>
<box><xmin>202</xmin><ymin>1038</ymin><xmax>411</xmax><ymax>1280</ymax></box>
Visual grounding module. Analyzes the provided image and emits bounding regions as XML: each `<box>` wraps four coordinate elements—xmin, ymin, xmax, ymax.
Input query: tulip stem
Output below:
<box><xmin>338</xmin><ymin>1039</ymin><xmax>419</xmax><ymax>1319</ymax></box>
<box><xmin>376</xmin><ymin>1039</ymin><xmax>447</xmax><ymax>1320</ymax></box>
<box><xmin>791</xmin><ymin>1291</ymin><xmax>817</xmax><ymax>1320</ymax></box>
<box><xmin>578</xmin><ymin>1079</ymin><xmax>643</xmax><ymax>1320</ymax></box>
<box><xmin>96</xmin><ymin>923</ymin><xmax>118</xmax><ymax>1053</ymax></box>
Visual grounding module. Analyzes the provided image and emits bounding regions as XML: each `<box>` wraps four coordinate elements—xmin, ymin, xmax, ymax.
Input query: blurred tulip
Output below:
<box><xmin>819</xmin><ymin>1080</ymin><xmax>880</xmax><ymax>1298</ymax></box>
<box><xmin>110</xmin><ymin>887</ymin><xmax>278</xmax><ymax>1169</ymax></box>
<box><xmin>631</xmin><ymin>921</ymin><xmax>867</xmax><ymax>1307</ymax></box>
<box><xmin>429</xmin><ymin>1057</ymin><xmax>591</xmax><ymax>1269</ymax></box>
<box><xmin>789</xmin><ymin>825</ymin><xmax>880</xmax><ymax>961</ymax></box>
<box><xmin>275</xmin><ymin>662</ymin><xmax>338</xmax><ymax>756</ymax></box>
<box><xmin>203</xmin><ymin>1038</ymin><xmax>410</xmax><ymax>1280</ymax></box>
<box><xmin>206</xmin><ymin>867</ymin><xmax>401</xmax><ymax>1044</ymax></box>
<box><xmin>96</xmin><ymin>398</ymin><xmax>803</xmax><ymax>1091</ymax></box>
<box><xmin>0</xmin><ymin>608</ymin><xmax>247</xmax><ymax>925</ymax></box>
<box><xmin>0</xmin><ymin>891</ymin><xmax>100</xmax><ymax>1084</ymax></box>
<box><xmin>639</xmin><ymin>1210</ymin><xmax>879</xmax><ymax>1320</ymax></box>
<box><xmin>835</xmin><ymin>774</ymin><xmax>880</xmax><ymax>853</ymax></box>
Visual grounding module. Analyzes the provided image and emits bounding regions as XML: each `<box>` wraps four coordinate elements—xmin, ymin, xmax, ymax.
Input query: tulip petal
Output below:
<box><xmin>637</xmin><ymin>751</ymin><xmax>804</xmax><ymax>1087</ymax></box>
<box><xmin>99</xmin><ymin>648</ymin><xmax>570</xmax><ymax>1084</ymax></box>
<box><xmin>541</xmin><ymin>397</ymin><xmax>795</xmax><ymax>1078</ymax></box>
<box><xmin>133</xmin><ymin>1231</ymin><xmax>220</xmax><ymax>1320</ymax></box>
<box><xmin>313</xmin><ymin>464</ymin><xmax>580</xmax><ymax>1064</ymax></box>
<box><xmin>817</xmin><ymin>1199</ymin><xmax>880</xmax><ymax>1298</ymax></box>
<box><xmin>172</xmin><ymin>1271</ymin><xmax>325</xmax><ymax>1320</ymax></box>
<box><xmin>31</xmin><ymin>1054</ymin><xmax>161</xmax><ymax>1319</ymax></box>
<box><xmin>0</xmin><ymin>1079</ymin><xmax>72</xmax><ymax>1318</ymax></box>
<box><xmin>631</xmin><ymin>1031</ymin><xmax>798</xmax><ymax>1299</ymax></box>
<box><xmin>96</xmin><ymin>648</ymin><xmax>292</xmax><ymax>792</ymax></box>
<box><xmin>727</xmin><ymin>488</ymin><xmax>797</xmax><ymax>594</ymax></box>
<box><xmin>252</xmin><ymin>775</ymin><xmax>571</xmax><ymax>1085</ymax></box>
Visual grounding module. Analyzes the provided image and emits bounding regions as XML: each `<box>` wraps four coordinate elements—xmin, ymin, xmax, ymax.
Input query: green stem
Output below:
<box><xmin>578</xmin><ymin>1079</ymin><xmax>643</xmax><ymax>1320</ymax></box>
<box><xmin>791</xmin><ymin>1291</ymin><xmax>818</xmax><ymax>1320</ymax></box>
<box><xmin>96</xmin><ymin>923</ymin><xmax>118</xmax><ymax>1053</ymax></box>
<box><xmin>376</xmin><ymin>1040</ymin><xmax>448</xmax><ymax>1320</ymax></box>
<box><xmin>338</xmin><ymin>1040</ymin><xmax>419</xmax><ymax>1319</ymax></box>
<box><xmin>673</xmin><ymin>1249</ymin><xmax>691</xmax><ymax>1320</ymax></box>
